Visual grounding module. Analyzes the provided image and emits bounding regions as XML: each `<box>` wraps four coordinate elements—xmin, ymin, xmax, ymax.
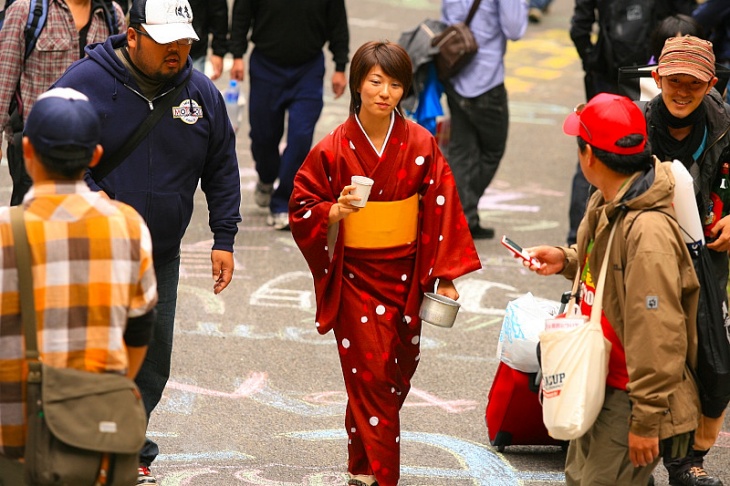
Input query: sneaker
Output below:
<box><xmin>669</xmin><ymin>466</ymin><xmax>723</xmax><ymax>486</ymax></box>
<box><xmin>137</xmin><ymin>465</ymin><xmax>157</xmax><ymax>485</ymax></box>
<box><xmin>267</xmin><ymin>212</ymin><xmax>290</xmax><ymax>231</ymax></box>
<box><xmin>254</xmin><ymin>181</ymin><xmax>274</xmax><ymax>208</ymax></box>
<box><xmin>528</xmin><ymin>7</ymin><xmax>542</xmax><ymax>23</ymax></box>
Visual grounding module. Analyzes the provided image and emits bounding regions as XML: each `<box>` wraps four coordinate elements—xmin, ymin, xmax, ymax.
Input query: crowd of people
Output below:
<box><xmin>0</xmin><ymin>0</ymin><xmax>729</xmax><ymax>485</ymax></box>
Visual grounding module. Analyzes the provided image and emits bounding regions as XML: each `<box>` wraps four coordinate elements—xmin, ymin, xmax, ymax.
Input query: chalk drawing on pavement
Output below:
<box><xmin>148</xmin><ymin>429</ymin><xmax>565</xmax><ymax>484</ymax></box>
<box><xmin>177</xmin><ymin>322</ymin><xmax>442</xmax><ymax>350</ymax></box>
<box><xmin>289</xmin><ymin>429</ymin><xmax>565</xmax><ymax>485</ymax></box>
<box><xmin>250</xmin><ymin>271</ymin><xmax>313</xmax><ymax>309</ymax></box>
<box><xmin>157</xmin><ymin>374</ymin><xmax>476</xmax><ymax>416</ymax></box>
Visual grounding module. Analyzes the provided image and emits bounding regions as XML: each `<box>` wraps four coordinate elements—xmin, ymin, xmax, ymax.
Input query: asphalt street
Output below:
<box><xmin>1</xmin><ymin>0</ymin><xmax>728</xmax><ymax>484</ymax></box>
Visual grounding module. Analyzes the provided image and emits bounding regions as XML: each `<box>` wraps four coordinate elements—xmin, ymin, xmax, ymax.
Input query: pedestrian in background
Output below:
<box><xmin>51</xmin><ymin>0</ymin><xmax>242</xmax><ymax>483</ymax></box>
<box><xmin>524</xmin><ymin>93</ymin><xmax>701</xmax><ymax>486</ymax></box>
<box><xmin>189</xmin><ymin>0</ymin><xmax>229</xmax><ymax>80</ymax></box>
<box><xmin>0</xmin><ymin>87</ymin><xmax>157</xmax><ymax>483</ymax></box>
<box><xmin>0</xmin><ymin>0</ymin><xmax>125</xmax><ymax>206</ymax></box>
<box><xmin>645</xmin><ymin>35</ymin><xmax>730</xmax><ymax>486</ymax></box>
<box><xmin>289</xmin><ymin>41</ymin><xmax>481</xmax><ymax>486</ymax></box>
<box><xmin>440</xmin><ymin>0</ymin><xmax>528</xmax><ymax>240</ymax></box>
<box><xmin>528</xmin><ymin>0</ymin><xmax>553</xmax><ymax>23</ymax></box>
<box><xmin>693</xmin><ymin>0</ymin><xmax>730</xmax><ymax>100</ymax></box>
<box><xmin>228</xmin><ymin>0</ymin><xmax>349</xmax><ymax>231</ymax></box>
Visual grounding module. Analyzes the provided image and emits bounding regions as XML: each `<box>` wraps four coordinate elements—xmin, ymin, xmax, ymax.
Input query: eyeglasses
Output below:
<box><xmin>133</xmin><ymin>28</ymin><xmax>195</xmax><ymax>46</ymax></box>
<box><xmin>573</xmin><ymin>102</ymin><xmax>592</xmax><ymax>141</ymax></box>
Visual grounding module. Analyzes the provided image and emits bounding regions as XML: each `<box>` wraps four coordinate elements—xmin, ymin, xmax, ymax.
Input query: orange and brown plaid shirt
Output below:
<box><xmin>0</xmin><ymin>181</ymin><xmax>157</xmax><ymax>458</ymax></box>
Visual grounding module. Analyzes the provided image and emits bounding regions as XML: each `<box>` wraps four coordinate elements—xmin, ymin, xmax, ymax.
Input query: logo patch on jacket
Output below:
<box><xmin>173</xmin><ymin>99</ymin><xmax>203</xmax><ymax>124</ymax></box>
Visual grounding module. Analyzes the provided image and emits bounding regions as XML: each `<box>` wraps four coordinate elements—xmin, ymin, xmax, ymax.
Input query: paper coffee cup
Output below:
<box><xmin>350</xmin><ymin>175</ymin><xmax>374</xmax><ymax>208</ymax></box>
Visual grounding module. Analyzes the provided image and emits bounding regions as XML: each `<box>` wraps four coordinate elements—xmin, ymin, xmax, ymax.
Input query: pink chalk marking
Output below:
<box><xmin>407</xmin><ymin>387</ymin><xmax>478</xmax><ymax>413</ymax></box>
<box><xmin>166</xmin><ymin>372</ymin><xmax>267</xmax><ymax>399</ymax></box>
<box><xmin>716</xmin><ymin>431</ymin><xmax>730</xmax><ymax>448</ymax></box>
<box><xmin>304</xmin><ymin>387</ymin><xmax>477</xmax><ymax>413</ymax></box>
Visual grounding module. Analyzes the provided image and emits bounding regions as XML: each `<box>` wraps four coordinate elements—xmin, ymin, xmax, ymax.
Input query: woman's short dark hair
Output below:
<box><xmin>348</xmin><ymin>41</ymin><xmax>413</xmax><ymax>115</ymax></box>
<box><xmin>650</xmin><ymin>14</ymin><xmax>704</xmax><ymax>62</ymax></box>
<box><xmin>577</xmin><ymin>135</ymin><xmax>653</xmax><ymax>175</ymax></box>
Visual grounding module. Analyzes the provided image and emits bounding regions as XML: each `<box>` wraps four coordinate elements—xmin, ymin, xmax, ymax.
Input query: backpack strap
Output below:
<box><xmin>94</xmin><ymin>0</ymin><xmax>119</xmax><ymax>35</ymax></box>
<box><xmin>23</xmin><ymin>0</ymin><xmax>48</xmax><ymax>60</ymax></box>
<box><xmin>464</xmin><ymin>0</ymin><xmax>483</xmax><ymax>27</ymax></box>
<box><xmin>91</xmin><ymin>68</ymin><xmax>193</xmax><ymax>183</ymax></box>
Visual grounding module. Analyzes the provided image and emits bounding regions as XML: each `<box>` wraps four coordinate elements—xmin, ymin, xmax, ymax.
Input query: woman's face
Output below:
<box><xmin>357</xmin><ymin>65</ymin><xmax>404</xmax><ymax>122</ymax></box>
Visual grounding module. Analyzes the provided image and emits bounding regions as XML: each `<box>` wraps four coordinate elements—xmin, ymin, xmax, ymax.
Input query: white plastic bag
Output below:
<box><xmin>539</xmin><ymin>318</ymin><xmax>611</xmax><ymax>440</ymax></box>
<box><xmin>497</xmin><ymin>293</ymin><xmax>560</xmax><ymax>373</ymax></box>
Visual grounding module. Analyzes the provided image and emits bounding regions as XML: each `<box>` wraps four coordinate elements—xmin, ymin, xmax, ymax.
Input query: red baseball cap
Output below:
<box><xmin>562</xmin><ymin>93</ymin><xmax>647</xmax><ymax>155</ymax></box>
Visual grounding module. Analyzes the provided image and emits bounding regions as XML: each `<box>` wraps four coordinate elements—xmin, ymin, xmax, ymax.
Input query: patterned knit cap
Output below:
<box><xmin>657</xmin><ymin>35</ymin><xmax>716</xmax><ymax>82</ymax></box>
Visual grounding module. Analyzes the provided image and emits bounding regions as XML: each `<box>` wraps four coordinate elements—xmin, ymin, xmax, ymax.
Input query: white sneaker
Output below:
<box><xmin>254</xmin><ymin>181</ymin><xmax>274</xmax><ymax>208</ymax></box>
<box><xmin>267</xmin><ymin>212</ymin><xmax>289</xmax><ymax>231</ymax></box>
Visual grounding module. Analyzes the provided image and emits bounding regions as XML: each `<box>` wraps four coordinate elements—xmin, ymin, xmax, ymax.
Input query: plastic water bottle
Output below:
<box><xmin>224</xmin><ymin>80</ymin><xmax>240</xmax><ymax>132</ymax></box>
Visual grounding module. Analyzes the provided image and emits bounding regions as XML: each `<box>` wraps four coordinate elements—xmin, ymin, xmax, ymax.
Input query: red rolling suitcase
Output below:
<box><xmin>486</xmin><ymin>361</ymin><xmax>566</xmax><ymax>451</ymax></box>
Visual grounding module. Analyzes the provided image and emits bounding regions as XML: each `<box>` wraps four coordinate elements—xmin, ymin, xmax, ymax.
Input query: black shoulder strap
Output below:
<box><xmin>91</xmin><ymin>68</ymin><xmax>193</xmax><ymax>183</ymax></box>
<box><xmin>464</xmin><ymin>0</ymin><xmax>483</xmax><ymax>27</ymax></box>
<box><xmin>94</xmin><ymin>0</ymin><xmax>119</xmax><ymax>35</ymax></box>
<box><xmin>24</xmin><ymin>0</ymin><xmax>48</xmax><ymax>60</ymax></box>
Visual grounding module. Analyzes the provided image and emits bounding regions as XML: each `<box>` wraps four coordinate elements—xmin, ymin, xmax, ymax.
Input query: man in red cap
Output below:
<box><xmin>521</xmin><ymin>93</ymin><xmax>701</xmax><ymax>485</ymax></box>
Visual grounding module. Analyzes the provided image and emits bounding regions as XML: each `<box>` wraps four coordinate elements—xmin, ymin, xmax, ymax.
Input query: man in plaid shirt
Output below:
<box><xmin>0</xmin><ymin>87</ymin><xmax>158</xmax><ymax>482</ymax></box>
<box><xmin>0</xmin><ymin>0</ymin><xmax>125</xmax><ymax>206</ymax></box>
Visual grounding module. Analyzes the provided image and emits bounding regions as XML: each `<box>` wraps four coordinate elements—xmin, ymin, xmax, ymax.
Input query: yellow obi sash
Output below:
<box><xmin>342</xmin><ymin>194</ymin><xmax>419</xmax><ymax>249</ymax></box>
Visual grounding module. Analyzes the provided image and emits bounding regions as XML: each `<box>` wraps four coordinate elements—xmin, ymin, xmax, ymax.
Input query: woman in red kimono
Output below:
<box><xmin>289</xmin><ymin>41</ymin><xmax>481</xmax><ymax>486</ymax></box>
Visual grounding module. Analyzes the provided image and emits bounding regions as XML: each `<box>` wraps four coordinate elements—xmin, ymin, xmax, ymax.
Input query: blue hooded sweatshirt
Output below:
<box><xmin>53</xmin><ymin>33</ymin><xmax>241</xmax><ymax>264</ymax></box>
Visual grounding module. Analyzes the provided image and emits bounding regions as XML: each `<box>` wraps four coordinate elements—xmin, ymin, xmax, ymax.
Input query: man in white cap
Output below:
<box><xmin>0</xmin><ymin>87</ymin><xmax>157</xmax><ymax>484</ymax></box>
<box><xmin>52</xmin><ymin>0</ymin><xmax>242</xmax><ymax>483</ymax></box>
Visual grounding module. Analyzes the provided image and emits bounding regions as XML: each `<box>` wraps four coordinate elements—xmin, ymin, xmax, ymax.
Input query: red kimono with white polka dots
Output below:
<box><xmin>290</xmin><ymin>114</ymin><xmax>481</xmax><ymax>486</ymax></box>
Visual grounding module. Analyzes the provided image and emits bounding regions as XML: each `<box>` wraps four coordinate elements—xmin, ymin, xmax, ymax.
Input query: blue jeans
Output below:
<box><xmin>248</xmin><ymin>48</ymin><xmax>324</xmax><ymax>214</ymax></box>
<box><xmin>444</xmin><ymin>83</ymin><xmax>509</xmax><ymax>229</ymax></box>
<box><xmin>136</xmin><ymin>255</ymin><xmax>180</xmax><ymax>467</ymax></box>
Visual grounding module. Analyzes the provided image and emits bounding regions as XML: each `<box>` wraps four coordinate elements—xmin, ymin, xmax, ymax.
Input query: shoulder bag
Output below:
<box><xmin>538</xmin><ymin>223</ymin><xmax>615</xmax><ymax>441</ymax></box>
<box><xmin>11</xmin><ymin>206</ymin><xmax>147</xmax><ymax>486</ymax></box>
<box><xmin>430</xmin><ymin>0</ymin><xmax>482</xmax><ymax>81</ymax></box>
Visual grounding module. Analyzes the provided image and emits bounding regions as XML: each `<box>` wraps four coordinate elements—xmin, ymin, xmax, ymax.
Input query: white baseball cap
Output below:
<box><xmin>129</xmin><ymin>0</ymin><xmax>199</xmax><ymax>45</ymax></box>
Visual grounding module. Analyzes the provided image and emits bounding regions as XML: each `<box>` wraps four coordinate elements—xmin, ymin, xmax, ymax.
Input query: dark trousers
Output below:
<box><xmin>7</xmin><ymin>129</ymin><xmax>33</xmax><ymax>206</ymax></box>
<box><xmin>248</xmin><ymin>49</ymin><xmax>324</xmax><ymax>214</ymax></box>
<box><xmin>444</xmin><ymin>82</ymin><xmax>509</xmax><ymax>229</ymax></box>
<box><xmin>567</xmin><ymin>163</ymin><xmax>592</xmax><ymax>245</ymax></box>
<box><xmin>137</xmin><ymin>255</ymin><xmax>181</xmax><ymax>467</ymax></box>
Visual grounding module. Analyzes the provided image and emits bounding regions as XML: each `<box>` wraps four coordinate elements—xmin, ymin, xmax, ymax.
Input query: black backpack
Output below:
<box><xmin>602</xmin><ymin>0</ymin><xmax>656</xmax><ymax>74</ymax></box>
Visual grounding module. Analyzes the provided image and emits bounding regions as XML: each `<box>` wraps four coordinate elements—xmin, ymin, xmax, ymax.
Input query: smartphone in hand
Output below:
<box><xmin>501</xmin><ymin>235</ymin><xmax>541</xmax><ymax>268</ymax></box>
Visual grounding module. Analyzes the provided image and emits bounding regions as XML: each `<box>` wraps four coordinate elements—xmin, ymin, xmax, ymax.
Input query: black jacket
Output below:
<box><xmin>189</xmin><ymin>0</ymin><xmax>229</xmax><ymax>61</ymax></box>
<box><xmin>229</xmin><ymin>0</ymin><xmax>349</xmax><ymax>71</ymax></box>
<box><xmin>571</xmin><ymin>0</ymin><xmax>696</xmax><ymax>83</ymax></box>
